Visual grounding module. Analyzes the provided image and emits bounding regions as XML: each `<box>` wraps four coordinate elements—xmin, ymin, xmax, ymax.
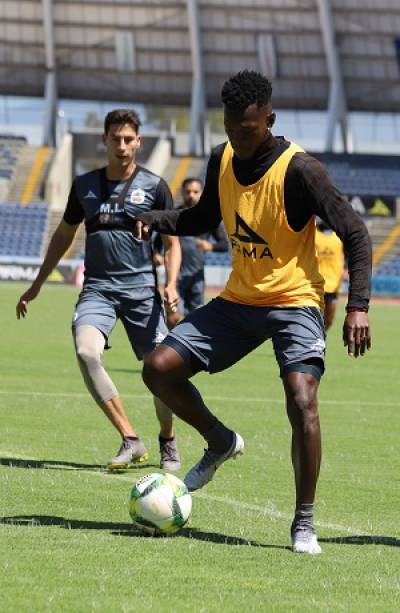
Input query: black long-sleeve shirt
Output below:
<box><xmin>137</xmin><ymin>135</ymin><xmax>372</xmax><ymax>309</ymax></box>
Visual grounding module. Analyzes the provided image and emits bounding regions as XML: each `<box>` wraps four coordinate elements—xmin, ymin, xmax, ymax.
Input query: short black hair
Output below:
<box><xmin>181</xmin><ymin>177</ymin><xmax>203</xmax><ymax>190</ymax></box>
<box><xmin>221</xmin><ymin>70</ymin><xmax>273</xmax><ymax>110</ymax></box>
<box><xmin>104</xmin><ymin>109</ymin><xmax>141</xmax><ymax>134</ymax></box>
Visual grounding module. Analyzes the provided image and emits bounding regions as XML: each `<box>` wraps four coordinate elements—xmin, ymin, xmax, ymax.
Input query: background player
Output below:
<box><xmin>16</xmin><ymin>108</ymin><xmax>182</xmax><ymax>472</ymax></box>
<box><xmin>172</xmin><ymin>177</ymin><xmax>229</xmax><ymax>326</ymax></box>
<box><xmin>315</xmin><ymin>218</ymin><xmax>346</xmax><ymax>330</ymax></box>
<box><xmin>153</xmin><ymin>177</ymin><xmax>229</xmax><ymax>328</ymax></box>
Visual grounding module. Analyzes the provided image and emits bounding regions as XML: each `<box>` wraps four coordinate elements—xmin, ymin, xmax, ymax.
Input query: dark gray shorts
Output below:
<box><xmin>178</xmin><ymin>272</ymin><xmax>205</xmax><ymax>315</ymax></box>
<box><xmin>324</xmin><ymin>292</ymin><xmax>339</xmax><ymax>304</ymax></box>
<box><xmin>72</xmin><ymin>288</ymin><xmax>168</xmax><ymax>360</ymax></box>
<box><xmin>163</xmin><ymin>297</ymin><xmax>326</xmax><ymax>379</ymax></box>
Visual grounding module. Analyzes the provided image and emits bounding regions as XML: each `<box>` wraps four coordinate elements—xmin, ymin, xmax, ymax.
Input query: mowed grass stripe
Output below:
<box><xmin>1</xmin><ymin>389</ymin><xmax>398</xmax><ymax>407</ymax></box>
<box><xmin>0</xmin><ymin>449</ymin><xmax>370</xmax><ymax>536</ymax></box>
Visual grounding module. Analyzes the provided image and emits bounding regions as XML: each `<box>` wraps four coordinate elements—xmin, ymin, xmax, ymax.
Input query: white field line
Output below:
<box><xmin>0</xmin><ymin>452</ymin><xmax>370</xmax><ymax>536</ymax></box>
<box><xmin>95</xmin><ymin>472</ymin><xmax>369</xmax><ymax>535</ymax></box>
<box><xmin>0</xmin><ymin>389</ymin><xmax>399</xmax><ymax>407</ymax></box>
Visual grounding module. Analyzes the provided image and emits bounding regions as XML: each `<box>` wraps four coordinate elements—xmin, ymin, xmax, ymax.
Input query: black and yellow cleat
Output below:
<box><xmin>107</xmin><ymin>438</ymin><xmax>149</xmax><ymax>471</ymax></box>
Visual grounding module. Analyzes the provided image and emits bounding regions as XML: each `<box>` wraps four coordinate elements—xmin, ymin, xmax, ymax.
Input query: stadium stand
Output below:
<box><xmin>0</xmin><ymin>137</ymin><xmax>55</xmax><ymax>260</ymax></box>
<box><xmin>376</xmin><ymin>255</ymin><xmax>400</xmax><ymax>276</ymax></box>
<box><xmin>7</xmin><ymin>145</ymin><xmax>54</xmax><ymax>204</ymax></box>
<box><xmin>0</xmin><ymin>135</ymin><xmax>26</xmax><ymax>200</ymax></box>
<box><xmin>0</xmin><ymin>202</ymin><xmax>49</xmax><ymax>257</ymax></box>
<box><xmin>314</xmin><ymin>152</ymin><xmax>400</xmax><ymax>199</ymax></box>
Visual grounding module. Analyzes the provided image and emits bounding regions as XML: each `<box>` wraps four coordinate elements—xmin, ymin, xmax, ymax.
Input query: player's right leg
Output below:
<box><xmin>143</xmin><ymin>343</ymin><xmax>243</xmax><ymax>491</ymax></box>
<box><xmin>72</xmin><ymin>293</ymin><xmax>148</xmax><ymax>468</ymax></box>
<box><xmin>142</xmin><ymin>298</ymin><xmax>257</xmax><ymax>491</ymax></box>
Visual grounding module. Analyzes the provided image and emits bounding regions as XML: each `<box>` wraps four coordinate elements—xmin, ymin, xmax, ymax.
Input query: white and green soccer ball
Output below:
<box><xmin>129</xmin><ymin>472</ymin><xmax>192</xmax><ymax>536</ymax></box>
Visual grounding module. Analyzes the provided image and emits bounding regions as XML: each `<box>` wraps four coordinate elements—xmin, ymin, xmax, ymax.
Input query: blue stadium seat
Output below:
<box><xmin>0</xmin><ymin>202</ymin><xmax>48</xmax><ymax>257</ymax></box>
<box><xmin>314</xmin><ymin>152</ymin><xmax>400</xmax><ymax>197</ymax></box>
<box><xmin>375</xmin><ymin>255</ymin><xmax>400</xmax><ymax>277</ymax></box>
<box><xmin>0</xmin><ymin>136</ymin><xmax>26</xmax><ymax>199</ymax></box>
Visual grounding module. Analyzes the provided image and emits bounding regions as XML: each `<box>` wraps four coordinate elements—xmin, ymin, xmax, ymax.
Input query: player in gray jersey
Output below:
<box><xmin>177</xmin><ymin>177</ymin><xmax>228</xmax><ymax>318</ymax></box>
<box><xmin>16</xmin><ymin>109</ymin><xmax>182</xmax><ymax>471</ymax></box>
<box><xmin>154</xmin><ymin>177</ymin><xmax>229</xmax><ymax>329</ymax></box>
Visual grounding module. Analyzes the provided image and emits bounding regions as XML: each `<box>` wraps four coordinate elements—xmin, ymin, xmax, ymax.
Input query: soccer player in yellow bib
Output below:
<box><xmin>315</xmin><ymin>218</ymin><xmax>346</xmax><ymax>330</ymax></box>
<box><xmin>135</xmin><ymin>71</ymin><xmax>372</xmax><ymax>554</ymax></box>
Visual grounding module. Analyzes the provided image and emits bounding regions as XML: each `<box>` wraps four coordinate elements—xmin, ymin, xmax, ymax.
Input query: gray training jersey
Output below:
<box><xmin>64</xmin><ymin>166</ymin><xmax>174</xmax><ymax>298</ymax></box>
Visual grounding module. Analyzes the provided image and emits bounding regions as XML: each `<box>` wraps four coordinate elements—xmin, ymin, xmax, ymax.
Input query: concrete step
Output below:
<box><xmin>8</xmin><ymin>146</ymin><xmax>54</xmax><ymax>203</ymax></box>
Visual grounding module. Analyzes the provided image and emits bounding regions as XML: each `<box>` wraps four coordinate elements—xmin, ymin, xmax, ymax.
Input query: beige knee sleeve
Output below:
<box><xmin>73</xmin><ymin>325</ymin><xmax>118</xmax><ymax>405</ymax></box>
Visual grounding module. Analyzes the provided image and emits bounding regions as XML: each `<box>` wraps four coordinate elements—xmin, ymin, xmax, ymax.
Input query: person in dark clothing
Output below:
<box><xmin>134</xmin><ymin>71</ymin><xmax>372</xmax><ymax>554</ymax></box>
<box><xmin>153</xmin><ymin>177</ymin><xmax>229</xmax><ymax>328</ymax></box>
<box><xmin>173</xmin><ymin>177</ymin><xmax>229</xmax><ymax>326</ymax></box>
<box><xmin>16</xmin><ymin>108</ymin><xmax>182</xmax><ymax>472</ymax></box>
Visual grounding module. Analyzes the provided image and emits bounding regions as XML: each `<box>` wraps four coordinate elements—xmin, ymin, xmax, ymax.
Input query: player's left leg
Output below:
<box><xmin>121</xmin><ymin>294</ymin><xmax>181</xmax><ymax>470</ymax></box>
<box><xmin>283</xmin><ymin>371</ymin><xmax>322</xmax><ymax>554</ymax></box>
<box><xmin>272</xmin><ymin>306</ymin><xmax>325</xmax><ymax>554</ymax></box>
<box><xmin>154</xmin><ymin>397</ymin><xmax>181</xmax><ymax>471</ymax></box>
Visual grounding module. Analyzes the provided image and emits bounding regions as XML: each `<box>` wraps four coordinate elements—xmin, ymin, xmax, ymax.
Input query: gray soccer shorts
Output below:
<box><xmin>178</xmin><ymin>273</ymin><xmax>205</xmax><ymax>315</ymax></box>
<box><xmin>324</xmin><ymin>292</ymin><xmax>339</xmax><ymax>304</ymax></box>
<box><xmin>72</xmin><ymin>289</ymin><xmax>168</xmax><ymax>360</ymax></box>
<box><xmin>163</xmin><ymin>297</ymin><xmax>326</xmax><ymax>379</ymax></box>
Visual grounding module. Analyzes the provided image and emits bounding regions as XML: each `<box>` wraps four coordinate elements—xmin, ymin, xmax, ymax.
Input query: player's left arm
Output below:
<box><xmin>153</xmin><ymin>178</ymin><xmax>181</xmax><ymax>313</ymax></box>
<box><xmin>290</xmin><ymin>154</ymin><xmax>372</xmax><ymax>358</ymax></box>
<box><xmin>161</xmin><ymin>233</ymin><xmax>181</xmax><ymax>313</ymax></box>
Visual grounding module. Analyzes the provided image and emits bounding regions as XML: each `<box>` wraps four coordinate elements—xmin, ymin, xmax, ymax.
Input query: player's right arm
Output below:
<box><xmin>16</xmin><ymin>219</ymin><xmax>80</xmax><ymax>319</ymax></box>
<box><xmin>16</xmin><ymin>181</ymin><xmax>84</xmax><ymax>319</ymax></box>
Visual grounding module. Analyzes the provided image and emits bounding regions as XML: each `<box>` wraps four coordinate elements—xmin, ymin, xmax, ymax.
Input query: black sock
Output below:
<box><xmin>159</xmin><ymin>435</ymin><xmax>174</xmax><ymax>443</ymax></box>
<box><xmin>292</xmin><ymin>503</ymin><xmax>314</xmax><ymax>532</ymax></box>
<box><xmin>203</xmin><ymin>419</ymin><xmax>234</xmax><ymax>454</ymax></box>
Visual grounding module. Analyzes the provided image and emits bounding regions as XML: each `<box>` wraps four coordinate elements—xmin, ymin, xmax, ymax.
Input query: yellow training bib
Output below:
<box><xmin>219</xmin><ymin>142</ymin><xmax>324</xmax><ymax>308</ymax></box>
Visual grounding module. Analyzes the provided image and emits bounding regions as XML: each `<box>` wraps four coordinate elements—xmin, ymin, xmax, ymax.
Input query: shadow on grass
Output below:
<box><xmin>0</xmin><ymin>515</ymin><xmax>133</xmax><ymax>532</ymax></box>
<box><xmin>107</xmin><ymin>368</ymin><xmax>142</xmax><ymax>375</ymax></box>
<box><xmin>120</xmin><ymin>525</ymin><xmax>287</xmax><ymax>549</ymax></box>
<box><xmin>0</xmin><ymin>514</ymin><xmax>287</xmax><ymax>549</ymax></box>
<box><xmin>320</xmin><ymin>535</ymin><xmax>400</xmax><ymax>547</ymax></box>
<box><xmin>0</xmin><ymin>457</ymin><xmax>156</xmax><ymax>472</ymax></box>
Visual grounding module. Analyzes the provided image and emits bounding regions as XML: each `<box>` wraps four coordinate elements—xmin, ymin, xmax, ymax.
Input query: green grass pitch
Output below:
<box><xmin>0</xmin><ymin>283</ymin><xmax>399</xmax><ymax>612</ymax></box>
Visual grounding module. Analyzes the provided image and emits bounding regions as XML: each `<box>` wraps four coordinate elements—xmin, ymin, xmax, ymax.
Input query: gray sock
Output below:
<box><xmin>291</xmin><ymin>503</ymin><xmax>315</xmax><ymax>533</ymax></box>
<box><xmin>203</xmin><ymin>419</ymin><xmax>234</xmax><ymax>454</ymax></box>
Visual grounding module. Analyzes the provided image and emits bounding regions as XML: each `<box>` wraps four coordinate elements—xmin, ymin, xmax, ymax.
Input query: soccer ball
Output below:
<box><xmin>129</xmin><ymin>472</ymin><xmax>192</xmax><ymax>536</ymax></box>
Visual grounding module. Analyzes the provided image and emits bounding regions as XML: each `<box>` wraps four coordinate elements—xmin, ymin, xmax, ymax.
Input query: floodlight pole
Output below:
<box><xmin>42</xmin><ymin>0</ymin><xmax>58</xmax><ymax>147</ymax></box>
<box><xmin>186</xmin><ymin>0</ymin><xmax>207</xmax><ymax>156</ymax></box>
<box><xmin>317</xmin><ymin>0</ymin><xmax>352</xmax><ymax>153</ymax></box>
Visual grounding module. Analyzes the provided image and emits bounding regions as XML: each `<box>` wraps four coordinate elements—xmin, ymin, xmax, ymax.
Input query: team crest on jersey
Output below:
<box><xmin>130</xmin><ymin>188</ymin><xmax>146</xmax><ymax>205</ymax></box>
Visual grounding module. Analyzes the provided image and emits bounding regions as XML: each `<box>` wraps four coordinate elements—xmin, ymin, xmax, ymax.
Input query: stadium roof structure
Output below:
<box><xmin>1</xmin><ymin>0</ymin><xmax>400</xmax><ymax>152</ymax></box>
